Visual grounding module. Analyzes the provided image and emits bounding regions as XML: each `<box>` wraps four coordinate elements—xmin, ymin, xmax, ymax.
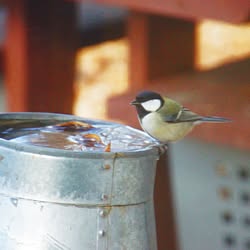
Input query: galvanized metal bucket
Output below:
<box><xmin>0</xmin><ymin>113</ymin><xmax>160</xmax><ymax>250</ymax></box>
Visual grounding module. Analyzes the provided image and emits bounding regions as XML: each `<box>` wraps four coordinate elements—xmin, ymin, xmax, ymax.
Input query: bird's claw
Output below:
<box><xmin>155</xmin><ymin>143</ymin><xmax>168</xmax><ymax>156</ymax></box>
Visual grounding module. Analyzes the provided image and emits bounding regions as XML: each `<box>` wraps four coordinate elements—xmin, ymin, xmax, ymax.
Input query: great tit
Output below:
<box><xmin>130</xmin><ymin>91</ymin><xmax>231</xmax><ymax>142</ymax></box>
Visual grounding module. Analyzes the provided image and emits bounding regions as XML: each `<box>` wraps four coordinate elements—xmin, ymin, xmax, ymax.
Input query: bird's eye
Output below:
<box><xmin>141</xmin><ymin>99</ymin><xmax>161</xmax><ymax>112</ymax></box>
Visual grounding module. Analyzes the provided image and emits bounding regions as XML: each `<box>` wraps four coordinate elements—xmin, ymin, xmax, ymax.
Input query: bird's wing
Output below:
<box><xmin>162</xmin><ymin>107</ymin><xmax>202</xmax><ymax>123</ymax></box>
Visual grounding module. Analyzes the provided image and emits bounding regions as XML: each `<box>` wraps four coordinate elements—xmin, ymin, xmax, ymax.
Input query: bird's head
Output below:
<box><xmin>130</xmin><ymin>91</ymin><xmax>164</xmax><ymax>115</ymax></box>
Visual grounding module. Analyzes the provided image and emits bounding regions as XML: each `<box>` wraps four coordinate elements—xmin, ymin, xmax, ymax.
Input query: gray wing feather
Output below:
<box><xmin>163</xmin><ymin>108</ymin><xmax>202</xmax><ymax>123</ymax></box>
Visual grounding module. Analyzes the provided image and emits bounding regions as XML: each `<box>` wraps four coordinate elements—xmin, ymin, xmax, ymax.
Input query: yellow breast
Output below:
<box><xmin>140</xmin><ymin>113</ymin><xmax>194</xmax><ymax>142</ymax></box>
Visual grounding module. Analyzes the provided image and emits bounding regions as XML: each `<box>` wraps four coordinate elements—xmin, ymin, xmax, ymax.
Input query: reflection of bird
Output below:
<box><xmin>131</xmin><ymin>91</ymin><xmax>231</xmax><ymax>143</ymax></box>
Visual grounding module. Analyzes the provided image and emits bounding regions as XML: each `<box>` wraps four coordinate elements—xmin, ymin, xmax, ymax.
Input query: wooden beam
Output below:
<box><xmin>127</xmin><ymin>12</ymin><xmax>195</xmax><ymax>90</ymax></box>
<box><xmin>5</xmin><ymin>0</ymin><xmax>77</xmax><ymax>113</ymax></box>
<box><xmin>97</xmin><ymin>0</ymin><xmax>250</xmax><ymax>23</ymax></box>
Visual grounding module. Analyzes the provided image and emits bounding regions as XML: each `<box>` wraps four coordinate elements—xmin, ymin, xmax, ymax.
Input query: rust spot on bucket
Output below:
<box><xmin>105</xmin><ymin>206</ymin><xmax>112</xmax><ymax>215</ymax></box>
<box><xmin>104</xmin><ymin>142</ymin><xmax>111</xmax><ymax>152</ymax></box>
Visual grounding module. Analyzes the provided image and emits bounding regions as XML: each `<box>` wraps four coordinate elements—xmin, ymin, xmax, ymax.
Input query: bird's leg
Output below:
<box><xmin>155</xmin><ymin>143</ymin><xmax>168</xmax><ymax>156</ymax></box>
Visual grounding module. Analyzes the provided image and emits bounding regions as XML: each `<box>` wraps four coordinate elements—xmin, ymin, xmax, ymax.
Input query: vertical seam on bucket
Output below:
<box><xmin>109</xmin><ymin>153</ymin><xmax>118</xmax><ymax>205</ymax></box>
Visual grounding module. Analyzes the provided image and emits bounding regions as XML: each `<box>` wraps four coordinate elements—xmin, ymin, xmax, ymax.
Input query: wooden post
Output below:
<box><xmin>5</xmin><ymin>0</ymin><xmax>77</xmax><ymax>113</ymax></box>
<box><xmin>128</xmin><ymin>11</ymin><xmax>195</xmax><ymax>91</ymax></box>
<box><xmin>154</xmin><ymin>152</ymin><xmax>179</xmax><ymax>250</ymax></box>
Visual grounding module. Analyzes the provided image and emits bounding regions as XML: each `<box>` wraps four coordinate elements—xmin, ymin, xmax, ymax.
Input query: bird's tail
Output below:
<box><xmin>201</xmin><ymin>116</ymin><xmax>231</xmax><ymax>123</ymax></box>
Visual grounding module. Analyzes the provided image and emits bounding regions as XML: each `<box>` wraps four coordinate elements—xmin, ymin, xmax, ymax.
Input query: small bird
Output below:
<box><xmin>130</xmin><ymin>91</ymin><xmax>231</xmax><ymax>143</ymax></box>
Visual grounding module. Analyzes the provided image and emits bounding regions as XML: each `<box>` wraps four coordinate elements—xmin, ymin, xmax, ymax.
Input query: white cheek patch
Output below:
<box><xmin>141</xmin><ymin>99</ymin><xmax>161</xmax><ymax>112</ymax></box>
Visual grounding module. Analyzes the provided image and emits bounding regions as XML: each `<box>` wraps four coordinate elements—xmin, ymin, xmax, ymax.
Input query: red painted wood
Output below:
<box><xmin>96</xmin><ymin>0</ymin><xmax>250</xmax><ymax>23</ymax></box>
<box><xmin>0</xmin><ymin>47</ymin><xmax>4</xmax><ymax>74</ymax></box>
<box><xmin>154</xmin><ymin>153</ymin><xmax>179</xmax><ymax>250</ymax></box>
<box><xmin>5</xmin><ymin>0</ymin><xmax>77</xmax><ymax>113</ymax></box>
<box><xmin>128</xmin><ymin>12</ymin><xmax>195</xmax><ymax>91</ymax></box>
<box><xmin>127</xmin><ymin>12</ymin><xmax>149</xmax><ymax>91</ymax></box>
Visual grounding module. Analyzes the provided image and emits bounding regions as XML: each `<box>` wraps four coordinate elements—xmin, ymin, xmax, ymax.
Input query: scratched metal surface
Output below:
<box><xmin>0</xmin><ymin>197</ymin><xmax>157</xmax><ymax>250</ymax></box>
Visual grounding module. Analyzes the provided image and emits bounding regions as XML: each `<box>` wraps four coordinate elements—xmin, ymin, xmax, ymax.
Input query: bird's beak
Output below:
<box><xmin>130</xmin><ymin>100</ymin><xmax>139</xmax><ymax>105</ymax></box>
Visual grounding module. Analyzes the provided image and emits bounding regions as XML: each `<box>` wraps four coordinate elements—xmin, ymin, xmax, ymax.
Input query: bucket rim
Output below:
<box><xmin>0</xmin><ymin>112</ymin><xmax>161</xmax><ymax>158</ymax></box>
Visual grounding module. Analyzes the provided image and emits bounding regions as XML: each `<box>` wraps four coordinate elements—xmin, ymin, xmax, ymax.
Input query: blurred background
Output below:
<box><xmin>0</xmin><ymin>0</ymin><xmax>250</xmax><ymax>249</ymax></box>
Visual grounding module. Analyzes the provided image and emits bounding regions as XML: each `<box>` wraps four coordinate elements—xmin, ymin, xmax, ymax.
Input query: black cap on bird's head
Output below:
<box><xmin>130</xmin><ymin>91</ymin><xmax>164</xmax><ymax>118</ymax></box>
<box><xmin>130</xmin><ymin>91</ymin><xmax>163</xmax><ymax>105</ymax></box>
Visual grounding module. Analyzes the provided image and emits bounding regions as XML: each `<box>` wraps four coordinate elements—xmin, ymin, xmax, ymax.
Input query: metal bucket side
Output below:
<box><xmin>0</xmin><ymin>112</ymin><xmax>160</xmax><ymax>206</ymax></box>
<box><xmin>0</xmin><ymin>144</ymin><xmax>158</xmax><ymax>206</ymax></box>
<box><xmin>0</xmin><ymin>112</ymin><xmax>159</xmax><ymax>250</ymax></box>
<box><xmin>0</xmin><ymin>195</ymin><xmax>157</xmax><ymax>250</ymax></box>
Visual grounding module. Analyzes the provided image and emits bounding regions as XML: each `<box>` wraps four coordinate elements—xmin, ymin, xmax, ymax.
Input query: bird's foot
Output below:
<box><xmin>155</xmin><ymin>143</ymin><xmax>168</xmax><ymax>156</ymax></box>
